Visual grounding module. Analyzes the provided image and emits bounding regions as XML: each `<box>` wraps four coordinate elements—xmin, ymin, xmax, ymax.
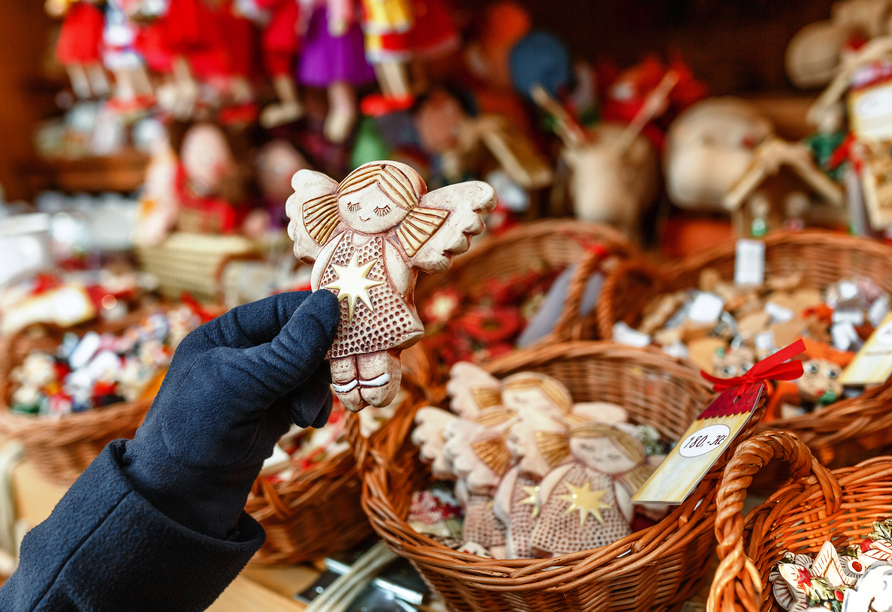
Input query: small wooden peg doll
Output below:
<box><xmin>48</xmin><ymin>0</ymin><xmax>109</xmax><ymax>99</ymax></box>
<box><xmin>286</xmin><ymin>161</ymin><xmax>496</xmax><ymax>412</ymax></box>
<box><xmin>528</xmin><ymin>423</ymin><xmax>653</xmax><ymax>557</ymax></box>
<box><xmin>297</xmin><ymin>0</ymin><xmax>376</xmax><ymax>142</ymax></box>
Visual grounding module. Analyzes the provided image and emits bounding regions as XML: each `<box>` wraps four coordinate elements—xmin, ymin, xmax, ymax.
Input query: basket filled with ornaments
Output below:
<box><xmin>708</xmin><ymin>430</ymin><xmax>892</xmax><ymax>612</ymax></box>
<box><xmin>596</xmin><ymin>230</ymin><xmax>892</xmax><ymax>467</ymax></box>
<box><xmin>0</xmin><ymin>305</ymin><xmax>204</xmax><ymax>486</ymax></box>
<box><xmin>414</xmin><ymin>219</ymin><xmax>639</xmax><ymax>384</ymax></box>
<box><xmin>359</xmin><ymin>340</ymin><xmax>780</xmax><ymax>612</ymax></box>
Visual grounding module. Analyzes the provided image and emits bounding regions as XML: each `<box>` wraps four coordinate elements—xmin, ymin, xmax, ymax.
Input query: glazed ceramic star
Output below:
<box><xmin>323</xmin><ymin>253</ymin><xmax>384</xmax><ymax>320</ymax></box>
<box><xmin>558</xmin><ymin>482</ymin><xmax>613</xmax><ymax>526</ymax></box>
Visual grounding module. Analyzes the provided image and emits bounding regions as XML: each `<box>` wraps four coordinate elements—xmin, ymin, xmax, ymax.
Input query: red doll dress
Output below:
<box><xmin>406</xmin><ymin>0</ymin><xmax>457</xmax><ymax>59</ymax></box>
<box><xmin>360</xmin><ymin>0</ymin><xmax>413</xmax><ymax>63</ymax></box>
<box><xmin>56</xmin><ymin>1</ymin><xmax>105</xmax><ymax>66</ymax></box>
<box><xmin>135</xmin><ymin>20</ymin><xmax>175</xmax><ymax>74</ymax></box>
<box><xmin>162</xmin><ymin>0</ymin><xmax>230</xmax><ymax>78</ymax></box>
<box><xmin>255</xmin><ymin>0</ymin><xmax>300</xmax><ymax>76</ymax></box>
<box><xmin>213</xmin><ymin>1</ymin><xmax>261</xmax><ymax>79</ymax></box>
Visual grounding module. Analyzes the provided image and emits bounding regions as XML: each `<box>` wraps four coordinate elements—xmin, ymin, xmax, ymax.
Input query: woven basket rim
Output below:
<box><xmin>361</xmin><ymin>340</ymin><xmax>752</xmax><ymax>592</ymax></box>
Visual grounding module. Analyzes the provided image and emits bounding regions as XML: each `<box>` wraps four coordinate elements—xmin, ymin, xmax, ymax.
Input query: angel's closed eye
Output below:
<box><xmin>346</xmin><ymin>201</ymin><xmax>360</xmax><ymax>212</ymax></box>
<box><xmin>374</xmin><ymin>204</ymin><xmax>392</xmax><ymax>217</ymax></box>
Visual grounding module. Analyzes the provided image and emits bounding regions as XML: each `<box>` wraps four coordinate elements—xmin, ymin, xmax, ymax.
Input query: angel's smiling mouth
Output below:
<box><xmin>359</xmin><ymin>212</ymin><xmax>371</xmax><ymax>221</ymax></box>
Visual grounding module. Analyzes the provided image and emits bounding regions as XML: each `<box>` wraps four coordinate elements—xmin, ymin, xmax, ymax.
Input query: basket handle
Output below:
<box><xmin>551</xmin><ymin>246</ymin><xmax>609</xmax><ymax>341</ymax></box>
<box><xmin>594</xmin><ymin>259</ymin><xmax>667</xmax><ymax>340</ymax></box>
<box><xmin>707</xmin><ymin>431</ymin><xmax>842</xmax><ymax>612</ymax></box>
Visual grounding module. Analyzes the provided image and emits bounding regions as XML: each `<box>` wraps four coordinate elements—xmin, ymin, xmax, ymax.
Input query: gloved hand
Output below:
<box><xmin>122</xmin><ymin>290</ymin><xmax>340</xmax><ymax>540</ymax></box>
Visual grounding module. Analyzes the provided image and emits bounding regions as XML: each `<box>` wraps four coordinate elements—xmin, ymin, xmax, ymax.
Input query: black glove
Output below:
<box><xmin>121</xmin><ymin>290</ymin><xmax>340</xmax><ymax>539</ymax></box>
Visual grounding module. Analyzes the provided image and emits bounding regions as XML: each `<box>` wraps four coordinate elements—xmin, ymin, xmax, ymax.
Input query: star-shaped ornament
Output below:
<box><xmin>557</xmin><ymin>482</ymin><xmax>613</xmax><ymax>526</ymax></box>
<box><xmin>323</xmin><ymin>253</ymin><xmax>385</xmax><ymax>320</ymax></box>
<box><xmin>519</xmin><ymin>485</ymin><xmax>541</xmax><ymax>518</ymax></box>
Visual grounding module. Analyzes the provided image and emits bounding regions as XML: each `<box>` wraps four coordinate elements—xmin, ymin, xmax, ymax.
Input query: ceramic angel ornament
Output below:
<box><xmin>287</xmin><ymin>161</ymin><xmax>496</xmax><ymax>411</ymax></box>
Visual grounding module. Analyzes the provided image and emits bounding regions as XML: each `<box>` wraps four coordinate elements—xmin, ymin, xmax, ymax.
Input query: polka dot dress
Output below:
<box><xmin>462</xmin><ymin>493</ymin><xmax>507</xmax><ymax>550</ymax></box>
<box><xmin>322</xmin><ymin>232</ymin><xmax>423</xmax><ymax>359</ymax></box>
<box><xmin>508</xmin><ymin>473</ymin><xmax>540</xmax><ymax>559</ymax></box>
<box><xmin>529</xmin><ymin>464</ymin><xmax>631</xmax><ymax>557</ymax></box>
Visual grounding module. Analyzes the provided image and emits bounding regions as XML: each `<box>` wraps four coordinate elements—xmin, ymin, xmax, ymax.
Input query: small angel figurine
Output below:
<box><xmin>286</xmin><ymin>161</ymin><xmax>496</xmax><ymax>411</ymax></box>
<box><xmin>528</xmin><ymin>423</ymin><xmax>654</xmax><ymax>557</ymax></box>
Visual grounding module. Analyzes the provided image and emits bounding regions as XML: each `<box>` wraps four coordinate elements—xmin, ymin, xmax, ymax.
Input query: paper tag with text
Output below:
<box><xmin>632</xmin><ymin>383</ymin><xmax>764</xmax><ymax>504</ymax></box>
<box><xmin>734</xmin><ymin>239</ymin><xmax>765</xmax><ymax>287</ymax></box>
<box><xmin>840</xmin><ymin>312</ymin><xmax>892</xmax><ymax>386</ymax></box>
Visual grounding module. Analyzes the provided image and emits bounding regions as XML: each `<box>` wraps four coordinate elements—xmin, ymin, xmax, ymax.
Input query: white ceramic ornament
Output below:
<box><xmin>286</xmin><ymin>161</ymin><xmax>496</xmax><ymax>412</ymax></box>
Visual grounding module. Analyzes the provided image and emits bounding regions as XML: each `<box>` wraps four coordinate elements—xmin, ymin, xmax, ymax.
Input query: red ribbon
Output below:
<box><xmin>701</xmin><ymin>339</ymin><xmax>806</xmax><ymax>393</ymax></box>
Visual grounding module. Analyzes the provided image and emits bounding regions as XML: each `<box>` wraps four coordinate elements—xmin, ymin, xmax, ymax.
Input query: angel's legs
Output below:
<box><xmin>357</xmin><ymin>351</ymin><xmax>401</xmax><ymax>408</ymax></box>
<box><xmin>329</xmin><ymin>352</ymin><xmax>401</xmax><ymax>412</ymax></box>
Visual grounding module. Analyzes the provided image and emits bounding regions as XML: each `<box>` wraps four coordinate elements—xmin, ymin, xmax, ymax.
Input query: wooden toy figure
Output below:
<box><xmin>528</xmin><ymin>423</ymin><xmax>653</xmax><ymax>557</ymax></box>
<box><xmin>286</xmin><ymin>161</ymin><xmax>496</xmax><ymax>411</ymax></box>
<box><xmin>47</xmin><ymin>0</ymin><xmax>110</xmax><ymax>99</ymax></box>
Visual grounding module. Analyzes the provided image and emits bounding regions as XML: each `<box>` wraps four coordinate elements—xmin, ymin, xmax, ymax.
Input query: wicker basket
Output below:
<box><xmin>414</xmin><ymin>220</ymin><xmax>639</xmax><ymax>384</ymax></box>
<box><xmin>597</xmin><ymin>230</ymin><xmax>892</xmax><ymax>468</ymax></box>
<box><xmin>246</xmin><ymin>372</ymin><xmax>430</xmax><ymax>565</ymax></box>
<box><xmin>359</xmin><ymin>341</ymin><xmax>773</xmax><ymax>612</ymax></box>
<box><xmin>707</xmin><ymin>430</ymin><xmax>892</xmax><ymax>612</ymax></box>
<box><xmin>135</xmin><ymin>232</ymin><xmax>260</xmax><ymax>303</ymax></box>
<box><xmin>0</xmin><ymin>309</ymin><xmax>167</xmax><ymax>486</ymax></box>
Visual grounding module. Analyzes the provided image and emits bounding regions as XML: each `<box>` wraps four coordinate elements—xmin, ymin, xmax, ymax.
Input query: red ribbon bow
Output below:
<box><xmin>701</xmin><ymin>339</ymin><xmax>806</xmax><ymax>393</ymax></box>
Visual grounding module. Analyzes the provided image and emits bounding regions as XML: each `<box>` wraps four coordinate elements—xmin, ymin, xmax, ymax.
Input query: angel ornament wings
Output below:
<box><xmin>286</xmin><ymin>161</ymin><xmax>496</xmax><ymax>411</ymax></box>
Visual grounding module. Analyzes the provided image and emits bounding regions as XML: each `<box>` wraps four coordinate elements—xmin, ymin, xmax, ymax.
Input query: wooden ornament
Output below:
<box><xmin>287</xmin><ymin>162</ymin><xmax>496</xmax><ymax>411</ymax></box>
<box><xmin>412</xmin><ymin>406</ymin><xmax>458</xmax><ymax>480</ymax></box>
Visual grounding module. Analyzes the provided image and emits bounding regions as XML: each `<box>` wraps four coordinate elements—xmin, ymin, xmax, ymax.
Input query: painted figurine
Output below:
<box><xmin>286</xmin><ymin>161</ymin><xmax>496</xmax><ymax>411</ymax></box>
<box><xmin>528</xmin><ymin>423</ymin><xmax>653</xmax><ymax>557</ymax></box>
<box><xmin>47</xmin><ymin>0</ymin><xmax>109</xmax><ymax>99</ymax></box>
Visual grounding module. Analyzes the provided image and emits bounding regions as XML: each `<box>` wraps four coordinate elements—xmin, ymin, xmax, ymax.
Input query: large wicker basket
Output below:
<box><xmin>707</xmin><ymin>430</ymin><xmax>892</xmax><ymax>612</ymax></box>
<box><xmin>359</xmin><ymin>341</ymin><xmax>770</xmax><ymax>612</ymax></box>
<box><xmin>414</xmin><ymin>220</ymin><xmax>639</xmax><ymax>384</ymax></box>
<box><xmin>0</xmin><ymin>309</ymin><xmax>166</xmax><ymax>486</ymax></box>
<box><xmin>596</xmin><ymin>230</ymin><xmax>892</xmax><ymax>467</ymax></box>
<box><xmin>246</xmin><ymin>371</ymin><xmax>430</xmax><ymax>565</ymax></box>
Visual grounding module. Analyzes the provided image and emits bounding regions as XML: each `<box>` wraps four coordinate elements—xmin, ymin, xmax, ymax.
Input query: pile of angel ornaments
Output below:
<box><xmin>408</xmin><ymin>362</ymin><xmax>670</xmax><ymax>559</ymax></box>
<box><xmin>771</xmin><ymin>518</ymin><xmax>892</xmax><ymax>612</ymax></box>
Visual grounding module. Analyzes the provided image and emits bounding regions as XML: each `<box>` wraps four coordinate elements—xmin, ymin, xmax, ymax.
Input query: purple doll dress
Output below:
<box><xmin>297</xmin><ymin>4</ymin><xmax>376</xmax><ymax>87</ymax></box>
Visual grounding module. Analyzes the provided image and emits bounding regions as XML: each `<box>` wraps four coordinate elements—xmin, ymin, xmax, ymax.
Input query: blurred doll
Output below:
<box><xmin>47</xmin><ymin>0</ymin><xmax>110</xmax><ymax>99</ymax></box>
<box><xmin>528</xmin><ymin>423</ymin><xmax>653</xmax><ymax>557</ymax></box>
<box><xmin>133</xmin><ymin>127</ymin><xmax>180</xmax><ymax>246</ymax></box>
<box><xmin>255</xmin><ymin>139</ymin><xmax>311</xmax><ymax>228</ymax></box>
<box><xmin>176</xmin><ymin>122</ymin><xmax>250</xmax><ymax>233</ymax></box>
<box><xmin>104</xmin><ymin>0</ymin><xmax>155</xmax><ymax>109</ymax></box>
<box><xmin>239</xmin><ymin>0</ymin><xmax>304</xmax><ymax>127</ymax></box>
<box><xmin>360</xmin><ymin>0</ymin><xmax>413</xmax><ymax>100</ymax></box>
<box><xmin>297</xmin><ymin>0</ymin><xmax>376</xmax><ymax>142</ymax></box>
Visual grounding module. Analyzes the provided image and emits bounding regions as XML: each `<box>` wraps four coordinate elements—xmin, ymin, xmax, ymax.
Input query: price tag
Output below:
<box><xmin>688</xmin><ymin>292</ymin><xmax>725</xmax><ymax>324</ymax></box>
<box><xmin>841</xmin><ymin>313</ymin><xmax>892</xmax><ymax>386</ymax></box>
<box><xmin>632</xmin><ymin>383</ymin><xmax>763</xmax><ymax>504</ymax></box>
<box><xmin>764</xmin><ymin>301</ymin><xmax>794</xmax><ymax>324</ymax></box>
<box><xmin>734</xmin><ymin>239</ymin><xmax>765</xmax><ymax>287</ymax></box>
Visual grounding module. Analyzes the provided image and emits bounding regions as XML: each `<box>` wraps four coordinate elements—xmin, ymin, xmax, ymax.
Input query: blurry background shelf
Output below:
<box><xmin>17</xmin><ymin>149</ymin><xmax>150</xmax><ymax>195</ymax></box>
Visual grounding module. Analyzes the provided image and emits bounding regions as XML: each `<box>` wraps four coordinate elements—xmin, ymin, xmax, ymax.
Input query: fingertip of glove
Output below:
<box><xmin>303</xmin><ymin>290</ymin><xmax>341</xmax><ymax>339</ymax></box>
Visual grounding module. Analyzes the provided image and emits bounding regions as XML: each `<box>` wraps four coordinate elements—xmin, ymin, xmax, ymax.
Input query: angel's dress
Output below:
<box><xmin>321</xmin><ymin>231</ymin><xmax>423</xmax><ymax>359</ymax></box>
<box><xmin>462</xmin><ymin>493</ymin><xmax>506</xmax><ymax>551</ymax></box>
<box><xmin>507</xmin><ymin>470</ymin><xmax>540</xmax><ymax>559</ymax></box>
<box><xmin>529</xmin><ymin>464</ymin><xmax>631</xmax><ymax>557</ymax></box>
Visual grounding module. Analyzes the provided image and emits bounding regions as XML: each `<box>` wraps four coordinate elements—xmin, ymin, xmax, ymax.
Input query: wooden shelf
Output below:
<box><xmin>18</xmin><ymin>149</ymin><xmax>150</xmax><ymax>194</ymax></box>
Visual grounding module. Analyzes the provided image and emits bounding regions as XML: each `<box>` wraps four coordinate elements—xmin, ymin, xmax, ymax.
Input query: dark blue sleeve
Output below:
<box><xmin>0</xmin><ymin>439</ymin><xmax>265</xmax><ymax>612</ymax></box>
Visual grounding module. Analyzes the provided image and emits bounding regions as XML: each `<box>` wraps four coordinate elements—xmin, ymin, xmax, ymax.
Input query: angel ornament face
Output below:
<box><xmin>287</xmin><ymin>161</ymin><xmax>496</xmax><ymax>411</ymax></box>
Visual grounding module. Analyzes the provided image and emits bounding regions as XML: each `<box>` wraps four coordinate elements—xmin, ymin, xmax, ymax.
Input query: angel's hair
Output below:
<box><xmin>301</xmin><ymin>162</ymin><xmax>448</xmax><ymax>255</ymax></box>
<box><xmin>501</xmin><ymin>373</ymin><xmax>573</xmax><ymax>415</ymax></box>
<box><xmin>569</xmin><ymin>423</ymin><xmax>652</xmax><ymax>489</ymax></box>
<box><xmin>470</xmin><ymin>433</ymin><xmax>511</xmax><ymax>476</ymax></box>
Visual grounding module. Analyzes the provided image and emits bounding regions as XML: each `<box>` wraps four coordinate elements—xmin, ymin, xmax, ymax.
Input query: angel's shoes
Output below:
<box><xmin>260</xmin><ymin>102</ymin><xmax>303</xmax><ymax>129</ymax></box>
<box><xmin>359</xmin><ymin>371</ymin><xmax>401</xmax><ymax>408</ymax></box>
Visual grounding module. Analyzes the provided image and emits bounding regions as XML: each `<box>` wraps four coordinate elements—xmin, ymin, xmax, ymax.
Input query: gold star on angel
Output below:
<box><xmin>323</xmin><ymin>253</ymin><xmax>384</xmax><ymax>320</ymax></box>
<box><xmin>557</xmin><ymin>482</ymin><xmax>613</xmax><ymax>526</ymax></box>
<box><xmin>519</xmin><ymin>485</ymin><xmax>541</xmax><ymax>518</ymax></box>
